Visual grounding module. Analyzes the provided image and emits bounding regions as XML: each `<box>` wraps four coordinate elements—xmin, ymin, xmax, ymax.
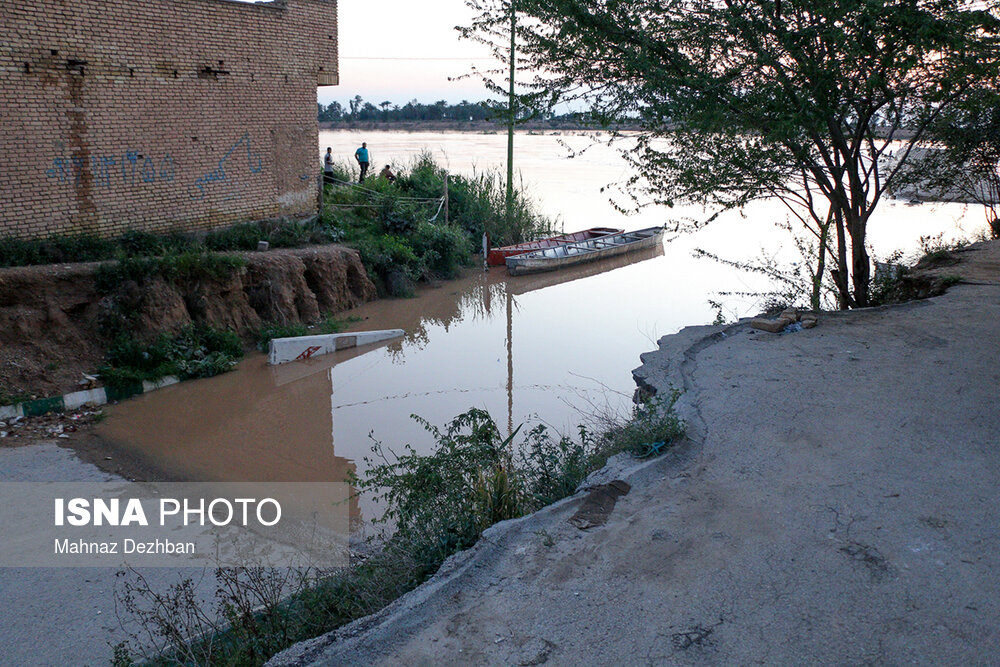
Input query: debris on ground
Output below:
<box><xmin>750</xmin><ymin>307</ymin><xmax>818</xmax><ymax>333</ymax></box>
<box><xmin>0</xmin><ymin>409</ymin><xmax>104</xmax><ymax>442</ymax></box>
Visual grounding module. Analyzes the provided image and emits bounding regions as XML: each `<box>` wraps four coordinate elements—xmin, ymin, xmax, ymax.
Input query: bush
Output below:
<box><xmin>205</xmin><ymin>219</ymin><xmax>340</xmax><ymax>252</ymax></box>
<box><xmin>359</xmin><ymin>395</ymin><xmax>685</xmax><ymax>565</ymax></box>
<box><xmin>0</xmin><ymin>219</ymin><xmax>340</xmax><ymax>270</ymax></box>
<box><xmin>94</xmin><ymin>251</ymin><xmax>246</xmax><ymax>294</ymax></box>
<box><xmin>0</xmin><ymin>233</ymin><xmax>116</xmax><ymax>267</ymax></box>
<box><xmin>99</xmin><ymin>325</ymin><xmax>243</xmax><ymax>390</ymax></box>
<box><xmin>410</xmin><ymin>221</ymin><xmax>472</xmax><ymax>279</ymax></box>
<box><xmin>356</xmin><ymin>235</ymin><xmax>423</xmax><ymax>296</ymax></box>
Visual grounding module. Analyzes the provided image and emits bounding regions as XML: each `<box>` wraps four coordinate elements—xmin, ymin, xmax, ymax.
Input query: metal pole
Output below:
<box><xmin>505</xmin><ymin>0</ymin><xmax>515</xmax><ymax>228</ymax></box>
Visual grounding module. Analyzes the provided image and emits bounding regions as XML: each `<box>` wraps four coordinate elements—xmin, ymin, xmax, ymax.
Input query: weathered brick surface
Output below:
<box><xmin>0</xmin><ymin>0</ymin><xmax>338</xmax><ymax>239</ymax></box>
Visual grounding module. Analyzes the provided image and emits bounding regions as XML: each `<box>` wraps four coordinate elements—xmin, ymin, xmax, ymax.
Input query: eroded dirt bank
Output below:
<box><xmin>270</xmin><ymin>240</ymin><xmax>1000</xmax><ymax>666</ymax></box>
<box><xmin>0</xmin><ymin>244</ymin><xmax>375</xmax><ymax>400</ymax></box>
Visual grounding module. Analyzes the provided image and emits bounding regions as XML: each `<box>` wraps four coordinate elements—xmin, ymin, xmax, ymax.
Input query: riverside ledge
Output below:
<box><xmin>270</xmin><ymin>240</ymin><xmax>1000</xmax><ymax>666</ymax></box>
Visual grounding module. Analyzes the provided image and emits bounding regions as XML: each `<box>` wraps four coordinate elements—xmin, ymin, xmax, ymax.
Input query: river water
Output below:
<box><xmin>96</xmin><ymin>130</ymin><xmax>983</xmax><ymax>523</ymax></box>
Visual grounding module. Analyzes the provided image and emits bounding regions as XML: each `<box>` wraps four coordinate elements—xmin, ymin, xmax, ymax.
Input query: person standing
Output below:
<box><xmin>354</xmin><ymin>142</ymin><xmax>370</xmax><ymax>182</ymax></box>
<box><xmin>323</xmin><ymin>147</ymin><xmax>334</xmax><ymax>185</ymax></box>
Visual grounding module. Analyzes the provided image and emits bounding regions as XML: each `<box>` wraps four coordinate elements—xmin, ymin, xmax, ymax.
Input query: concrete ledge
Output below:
<box><xmin>268</xmin><ymin>330</ymin><xmax>405</xmax><ymax>365</ymax></box>
<box><xmin>0</xmin><ymin>376</ymin><xmax>180</xmax><ymax>420</ymax></box>
<box><xmin>63</xmin><ymin>388</ymin><xmax>107</xmax><ymax>412</ymax></box>
<box><xmin>0</xmin><ymin>404</ymin><xmax>24</xmax><ymax>420</ymax></box>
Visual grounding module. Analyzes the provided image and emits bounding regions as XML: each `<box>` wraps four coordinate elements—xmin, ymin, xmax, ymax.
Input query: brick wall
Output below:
<box><xmin>0</xmin><ymin>0</ymin><xmax>337</xmax><ymax>239</ymax></box>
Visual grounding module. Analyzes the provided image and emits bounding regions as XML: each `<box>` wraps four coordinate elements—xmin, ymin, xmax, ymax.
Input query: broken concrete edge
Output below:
<box><xmin>267</xmin><ymin>329</ymin><xmax>405</xmax><ymax>365</ymax></box>
<box><xmin>629</xmin><ymin>301</ymin><xmax>925</xmax><ymax>443</ymax></box>
<box><xmin>0</xmin><ymin>376</ymin><xmax>179</xmax><ymax>421</ymax></box>
<box><xmin>264</xmin><ymin>446</ymin><xmax>686</xmax><ymax>667</ymax></box>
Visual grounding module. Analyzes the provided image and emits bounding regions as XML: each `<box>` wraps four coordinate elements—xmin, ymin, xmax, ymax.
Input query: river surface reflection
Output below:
<box><xmin>97</xmin><ymin>131</ymin><xmax>984</xmax><ymax>524</ymax></box>
<box><xmin>97</xmin><ymin>247</ymin><xmax>680</xmax><ymax>521</ymax></box>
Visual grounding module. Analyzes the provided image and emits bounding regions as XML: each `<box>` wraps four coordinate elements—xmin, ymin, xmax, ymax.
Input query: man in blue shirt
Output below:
<box><xmin>354</xmin><ymin>142</ymin><xmax>370</xmax><ymax>182</ymax></box>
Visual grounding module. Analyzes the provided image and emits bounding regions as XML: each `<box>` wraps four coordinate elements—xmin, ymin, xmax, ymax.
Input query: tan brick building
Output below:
<box><xmin>0</xmin><ymin>0</ymin><xmax>337</xmax><ymax>239</ymax></box>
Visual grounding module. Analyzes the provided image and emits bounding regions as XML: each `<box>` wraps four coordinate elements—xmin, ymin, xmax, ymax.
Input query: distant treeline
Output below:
<box><xmin>317</xmin><ymin>96</ymin><xmax>602</xmax><ymax>128</ymax></box>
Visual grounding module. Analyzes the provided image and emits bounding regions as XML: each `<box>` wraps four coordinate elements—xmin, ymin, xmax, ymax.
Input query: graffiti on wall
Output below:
<box><xmin>46</xmin><ymin>151</ymin><xmax>175</xmax><ymax>187</ymax></box>
<box><xmin>190</xmin><ymin>133</ymin><xmax>263</xmax><ymax>200</ymax></box>
<box><xmin>43</xmin><ymin>133</ymin><xmax>265</xmax><ymax>202</ymax></box>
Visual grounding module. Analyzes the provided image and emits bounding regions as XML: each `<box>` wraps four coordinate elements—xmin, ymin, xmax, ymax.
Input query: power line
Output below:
<box><xmin>341</xmin><ymin>56</ymin><xmax>493</xmax><ymax>61</ymax></box>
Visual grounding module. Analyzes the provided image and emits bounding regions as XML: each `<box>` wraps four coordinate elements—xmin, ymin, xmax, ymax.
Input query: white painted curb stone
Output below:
<box><xmin>267</xmin><ymin>329</ymin><xmax>405</xmax><ymax>365</ymax></box>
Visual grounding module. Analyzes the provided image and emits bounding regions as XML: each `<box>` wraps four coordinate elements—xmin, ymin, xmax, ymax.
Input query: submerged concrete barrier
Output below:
<box><xmin>267</xmin><ymin>329</ymin><xmax>405</xmax><ymax>365</ymax></box>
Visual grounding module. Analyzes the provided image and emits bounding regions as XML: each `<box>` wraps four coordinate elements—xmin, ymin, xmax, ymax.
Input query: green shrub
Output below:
<box><xmin>411</xmin><ymin>222</ymin><xmax>472</xmax><ymax>279</ymax></box>
<box><xmin>322</xmin><ymin>151</ymin><xmax>552</xmax><ymax>292</ymax></box>
<box><xmin>0</xmin><ymin>234</ymin><xmax>116</xmax><ymax>267</ymax></box>
<box><xmin>356</xmin><ymin>235</ymin><xmax>423</xmax><ymax>296</ymax></box>
<box><xmin>99</xmin><ymin>325</ymin><xmax>243</xmax><ymax>390</ymax></box>
<box><xmin>94</xmin><ymin>251</ymin><xmax>245</xmax><ymax>294</ymax></box>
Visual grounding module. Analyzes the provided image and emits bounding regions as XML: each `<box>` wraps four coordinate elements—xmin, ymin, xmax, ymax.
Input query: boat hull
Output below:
<box><xmin>505</xmin><ymin>227</ymin><xmax>665</xmax><ymax>276</ymax></box>
<box><xmin>486</xmin><ymin>227</ymin><xmax>622</xmax><ymax>266</ymax></box>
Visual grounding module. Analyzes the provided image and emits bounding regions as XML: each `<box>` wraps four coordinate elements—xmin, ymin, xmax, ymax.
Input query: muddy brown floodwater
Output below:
<box><xmin>94</xmin><ymin>246</ymin><xmax>694</xmax><ymax>522</ymax></box>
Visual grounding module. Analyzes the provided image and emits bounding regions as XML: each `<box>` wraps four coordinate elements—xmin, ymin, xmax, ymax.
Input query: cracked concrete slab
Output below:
<box><xmin>270</xmin><ymin>240</ymin><xmax>1000</xmax><ymax>666</ymax></box>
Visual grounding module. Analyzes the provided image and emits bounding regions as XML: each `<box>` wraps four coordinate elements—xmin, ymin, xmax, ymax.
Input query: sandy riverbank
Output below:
<box><xmin>269</xmin><ymin>240</ymin><xmax>1000</xmax><ymax>665</ymax></box>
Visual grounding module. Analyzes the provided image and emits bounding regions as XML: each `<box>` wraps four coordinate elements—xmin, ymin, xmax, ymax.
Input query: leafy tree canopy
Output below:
<box><xmin>465</xmin><ymin>0</ymin><xmax>1000</xmax><ymax>307</ymax></box>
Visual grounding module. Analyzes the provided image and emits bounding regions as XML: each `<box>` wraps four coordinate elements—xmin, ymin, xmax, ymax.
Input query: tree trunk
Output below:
<box><xmin>811</xmin><ymin>210</ymin><xmax>832</xmax><ymax>310</ymax></box>
<box><xmin>831</xmin><ymin>208</ymin><xmax>853</xmax><ymax>309</ymax></box>
<box><xmin>847</xmin><ymin>211</ymin><xmax>871</xmax><ymax>308</ymax></box>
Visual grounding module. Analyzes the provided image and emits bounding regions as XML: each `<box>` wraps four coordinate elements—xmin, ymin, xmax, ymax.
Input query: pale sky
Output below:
<box><xmin>320</xmin><ymin>0</ymin><xmax>500</xmax><ymax>108</ymax></box>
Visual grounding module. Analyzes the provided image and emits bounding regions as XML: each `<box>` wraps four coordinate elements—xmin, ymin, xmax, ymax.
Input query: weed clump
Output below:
<box><xmin>94</xmin><ymin>250</ymin><xmax>246</xmax><ymax>294</ymax></box>
<box><xmin>99</xmin><ymin>325</ymin><xmax>243</xmax><ymax>391</ymax></box>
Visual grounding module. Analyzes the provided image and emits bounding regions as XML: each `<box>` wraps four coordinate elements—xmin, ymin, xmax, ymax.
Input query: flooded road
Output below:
<box><xmin>96</xmin><ymin>131</ymin><xmax>984</xmax><ymax>524</ymax></box>
<box><xmin>97</xmin><ymin>246</ymin><xmax>681</xmax><ymax>521</ymax></box>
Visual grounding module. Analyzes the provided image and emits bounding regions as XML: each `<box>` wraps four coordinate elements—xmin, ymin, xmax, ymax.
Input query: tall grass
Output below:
<box><xmin>322</xmin><ymin>151</ymin><xmax>554</xmax><ymax>295</ymax></box>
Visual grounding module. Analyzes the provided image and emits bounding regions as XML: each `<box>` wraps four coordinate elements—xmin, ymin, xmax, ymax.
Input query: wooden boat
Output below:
<box><xmin>486</xmin><ymin>227</ymin><xmax>622</xmax><ymax>266</ymax></box>
<box><xmin>505</xmin><ymin>226</ymin><xmax>666</xmax><ymax>276</ymax></box>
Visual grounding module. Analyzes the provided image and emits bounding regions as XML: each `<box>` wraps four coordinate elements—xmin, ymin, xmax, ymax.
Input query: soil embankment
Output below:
<box><xmin>270</xmin><ymin>239</ymin><xmax>1000</xmax><ymax>666</ymax></box>
<box><xmin>0</xmin><ymin>245</ymin><xmax>375</xmax><ymax>400</ymax></box>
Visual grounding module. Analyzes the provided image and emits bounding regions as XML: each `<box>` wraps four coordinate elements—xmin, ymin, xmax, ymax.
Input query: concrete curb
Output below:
<box><xmin>0</xmin><ymin>376</ymin><xmax>179</xmax><ymax>420</ymax></box>
<box><xmin>267</xmin><ymin>329</ymin><xmax>405</xmax><ymax>365</ymax></box>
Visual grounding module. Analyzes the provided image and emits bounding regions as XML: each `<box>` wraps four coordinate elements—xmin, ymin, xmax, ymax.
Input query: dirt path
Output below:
<box><xmin>270</xmin><ymin>240</ymin><xmax>1000</xmax><ymax>666</ymax></box>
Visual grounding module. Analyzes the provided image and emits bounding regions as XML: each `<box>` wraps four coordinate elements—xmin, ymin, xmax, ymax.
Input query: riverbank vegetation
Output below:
<box><xmin>0</xmin><ymin>220</ymin><xmax>342</xmax><ymax>269</ymax></box>
<box><xmin>321</xmin><ymin>151</ymin><xmax>552</xmax><ymax>295</ymax></box>
<box><xmin>112</xmin><ymin>396</ymin><xmax>684</xmax><ymax>666</ymax></box>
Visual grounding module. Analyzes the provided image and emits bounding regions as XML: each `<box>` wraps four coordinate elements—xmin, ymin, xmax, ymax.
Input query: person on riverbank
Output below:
<box><xmin>355</xmin><ymin>142</ymin><xmax>370</xmax><ymax>182</ymax></box>
<box><xmin>379</xmin><ymin>164</ymin><xmax>396</xmax><ymax>183</ymax></box>
<box><xmin>323</xmin><ymin>147</ymin><xmax>334</xmax><ymax>186</ymax></box>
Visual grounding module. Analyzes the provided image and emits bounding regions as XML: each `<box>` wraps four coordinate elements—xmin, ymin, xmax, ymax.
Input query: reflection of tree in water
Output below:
<box><xmin>383</xmin><ymin>274</ymin><xmax>517</xmax><ymax>362</ymax></box>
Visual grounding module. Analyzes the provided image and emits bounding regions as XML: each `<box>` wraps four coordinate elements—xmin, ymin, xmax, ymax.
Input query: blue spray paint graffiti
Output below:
<box><xmin>190</xmin><ymin>133</ymin><xmax>264</xmax><ymax>200</ymax></box>
<box><xmin>46</xmin><ymin>151</ymin><xmax>176</xmax><ymax>187</ymax></box>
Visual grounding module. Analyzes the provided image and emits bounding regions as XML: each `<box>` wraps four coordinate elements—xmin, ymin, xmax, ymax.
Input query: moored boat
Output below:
<box><xmin>486</xmin><ymin>227</ymin><xmax>623</xmax><ymax>266</ymax></box>
<box><xmin>505</xmin><ymin>226</ymin><xmax>666</xmax><ymax>276</ymax></box>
